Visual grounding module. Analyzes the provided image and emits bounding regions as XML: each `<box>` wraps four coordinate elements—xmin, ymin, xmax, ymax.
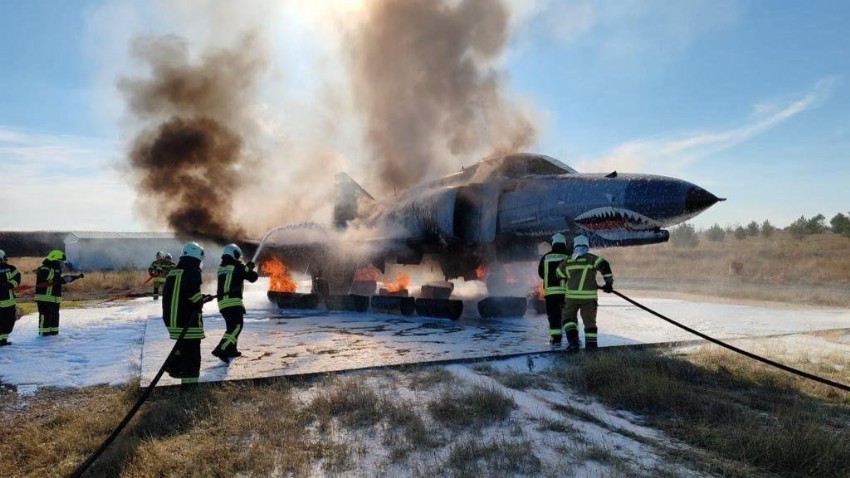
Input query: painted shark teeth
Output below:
<box><xmin>574</xmin><ymin>207</ymin><xmax>662</xmax><ymax>231</ymax></box>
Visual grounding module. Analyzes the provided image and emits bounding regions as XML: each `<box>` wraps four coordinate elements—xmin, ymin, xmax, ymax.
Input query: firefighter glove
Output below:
<box><xmin>246</xmin><ymin>261</ymin><xmax>255</xmax><ymax>271</ymax></box>
<box><xmin>601</xmin><ymin>283</ymin><xmax>613</xmax><ymax>293</ymax></box>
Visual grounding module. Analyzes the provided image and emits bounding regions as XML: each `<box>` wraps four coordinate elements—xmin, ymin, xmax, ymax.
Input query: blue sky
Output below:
<box><xmin>1</xmin><ymin>0</ymin><xmax>848</xmax><ymax>231</ymax></box>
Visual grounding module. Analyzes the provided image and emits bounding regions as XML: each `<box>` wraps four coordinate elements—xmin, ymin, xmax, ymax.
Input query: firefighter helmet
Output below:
<box><xmin>180</xmin><ymin>242</ymin><xmax>204</xmax><ymax>261</ymax></box>
<box><xmin>156</xmin><ymin>251</ymin><xmax>165</xmax><ymax>260</ymax></box>
<box><xmin>46</xmin><ymin>250</ymin><xmax>66</xmax><ymax>262</ymax></box>
<box><xmin>551</xmin><ymin>233</ymin><xmax>566</xmax><ymax>245</ymax></box>
<box><xmin>573</xmin><ymin>235</ymin><xmax>590</xmax><ymax>248</ymax></box>
<box><xmin>164</xmin><ymin>253</ymin><xmax>173</xmax><ymax>261</ymax></box>
<box><xmin>222</xmin><ymin>243</ymin><xmax>242</xmax><ymax>260</ymax></box>
<box><xmin>0</xmin><ymin>249</ymin><xmax>5</xmax><ymax>262</ymax></box>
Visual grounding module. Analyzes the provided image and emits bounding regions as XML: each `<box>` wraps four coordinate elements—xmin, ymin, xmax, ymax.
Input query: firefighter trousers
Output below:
<box><xmin>544</xmin><ymin>294</ymin><xmax>565</xmax><ymax>343</ymax></box>
<box><xmin>37</xmin><ymin>301</ymin><xmax>60</xmax><ymax>336</ymax></box>
<box><xmin>165</xmin><ymin>338</ymin><xmax>201</xmax><ymax>384</ymax></box>
<box><xmin>0</xmin><ymin>306</ymin><xmax>15</xmax><ymax>344</ymax></box>
<box><xmin>214</xmin><ymin>307</ymin><xmax>244</xmax><ymax>357</ymax></box>
<box><xmin>562</xmin><ymin>299</ymin><xmax>599</xmax><ymax>349</ymax></box>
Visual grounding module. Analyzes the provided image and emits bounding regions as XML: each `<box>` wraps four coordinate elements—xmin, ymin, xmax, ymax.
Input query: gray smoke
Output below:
<box><xmin>349</xmin><ymin>0</ymin><xmax>536</xmax><ymax>193</ymax></box>
<box><xmin>118</xmin><ymin>1</ymin><xmax>536</xmax><ymax>238</ymax></box>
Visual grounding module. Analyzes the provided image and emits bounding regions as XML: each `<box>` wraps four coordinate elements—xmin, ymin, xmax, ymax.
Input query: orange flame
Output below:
<box><xmin>260</xmin><ymin>257</ymin><xmax>297</xmax><ymax>293</ymax></box>
<box><xmin>531</xmin><ymin>283</ymin><xmax>544</xmax><ymax>300</ymax></box>
<box><xmin>383</xmin><ymin>272</ymin><xmax>410</xmax><ymax>293</ymax></box>
<box><xmin>353</xmin><ymin>263</ymin><xmax>381</xmax><ymax>281</ymax></box>
<box><xmin>475</xmin><ymin>264</ymin><xmax>487</xmax><ymax>280</ymax></box>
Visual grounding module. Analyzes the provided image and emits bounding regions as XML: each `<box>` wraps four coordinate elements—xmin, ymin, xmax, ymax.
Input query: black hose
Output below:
<box><xmin>67</xmin><ymin>326</ymin><xmax>189</xmax><ymax>478</ymax></box>
<box><xmin>610</xmin><ymin>289</ymin><xmax>850</xmax><ymax>393</ymax></box>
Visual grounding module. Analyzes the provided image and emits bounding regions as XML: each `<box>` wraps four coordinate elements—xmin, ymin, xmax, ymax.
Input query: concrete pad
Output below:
<box><xmin>140</xmin><ymin>291</ymin><xmax>850</xmax><ymax>387</ymax></box>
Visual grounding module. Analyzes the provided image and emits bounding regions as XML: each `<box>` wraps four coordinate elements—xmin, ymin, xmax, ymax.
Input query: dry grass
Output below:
<box><xmin>604</xmin><ymin>231</ymin><xmax>850</xmax><ymax>306</ymax></box>
<box><xmin>3</xmin><ymin>348</ymin><xmax>849</xmax><ymax>477</ymax></box>
<box><xmin>428</xmin><ymin>382</ymin><xmax>516</xmax><ymax>429</ymax></box>
<box><xmin>549</xmin><ymin>347</ymin><xmax>850</xmax><ymax>478</ymax></box>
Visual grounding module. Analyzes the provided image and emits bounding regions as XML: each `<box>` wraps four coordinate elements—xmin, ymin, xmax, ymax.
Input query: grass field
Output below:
<box><xmin>2</xmin><ymin>344</ymin><xmax>847</xmax><ymax>477</ymax></box>
<box><xmin>603</xmin><ymin>230</ymin><xmax>850</xmax><ymax>307</ymax></box>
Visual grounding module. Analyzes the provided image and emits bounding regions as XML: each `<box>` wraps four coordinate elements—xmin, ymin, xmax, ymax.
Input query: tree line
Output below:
<box><xmin>668</xmin><ymin>212</ymin><xmax>850</xmax><ymax>248</ymax></box>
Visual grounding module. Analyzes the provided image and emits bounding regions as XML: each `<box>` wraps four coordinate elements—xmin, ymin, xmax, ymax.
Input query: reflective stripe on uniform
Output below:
<box><xmin>220</xmin><ymin>324</ymin><xmax>242</xmax><ymax>348</ymax></box>
<box><xmin>168</xmin><ymin>269</ymin><xmax>183</xmax><ymax>331</ymax></box>
<box><xmin>542</xmin><ymin>254</ymin><xmax>567</xmax><ymax>295</ymax></box>
<box><xmin>217</xmin><ymin>265</ymin><xmax>244</xmax><ymax>309</ymax></box>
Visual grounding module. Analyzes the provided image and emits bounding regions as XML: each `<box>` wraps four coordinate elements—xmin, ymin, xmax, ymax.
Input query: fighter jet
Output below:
<box><xmin>256</xmin><ymin>152</ymin><xmax>723</xmax><ymax>294</ymax></box>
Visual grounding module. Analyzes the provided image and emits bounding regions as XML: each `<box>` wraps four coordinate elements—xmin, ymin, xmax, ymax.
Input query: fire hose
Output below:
<box><xmin>13</xmin><ymin>274</ymin><xmax>85</xmax><ymax>293</ymax></box>
<box><xmin>609</xmin><ymin>288</ymin><xmax>850</xmax><ymax>393</ymax></box>
<box><xmin>68</xmin><ymin>294</ymin><xmax>215</xmax><ymax>478</ymax></box>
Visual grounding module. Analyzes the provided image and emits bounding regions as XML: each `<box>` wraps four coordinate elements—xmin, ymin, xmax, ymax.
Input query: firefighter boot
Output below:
<box><xmin>564</xmin><ymin>321</ymin><xmax>581</xmax><ymax>353</ymax></box>
<box><xmin>585</xmin><ymin>327</ymin><xmax>598</xmax><ymax>352</ymax></box>
<box><xmin>211</xmin><ymin>347</ymin><xmax>231</xmax><ymax>364</ymax></box>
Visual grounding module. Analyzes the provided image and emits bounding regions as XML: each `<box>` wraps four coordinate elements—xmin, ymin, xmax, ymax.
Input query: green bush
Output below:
<box><xmin>670</xmin><ymin>223</ymin><xmax>699</xmax><ymax>248</ymax></box>
<box><xmin>705</xmin><ymin>224</ymin><xmax>726</xmax><ymax>242</ymax></box>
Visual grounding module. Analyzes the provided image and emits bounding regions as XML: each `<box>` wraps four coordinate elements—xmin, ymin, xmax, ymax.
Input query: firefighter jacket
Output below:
<box><xmin>149</xmin><ymin>259</ymin><xmax>175</xmax><ymax>284</ymax></box>
<box><xmin>35</xmin><ymin>260</ymin><xmax>64</xmax><ymax>304</ymax></box>
<box><xmin>216</xmin><ymin>255</ymin><xmax>259</xmax><ymax>311</ymax></box>
<box><xmin>0</xmin><ymin>263</ymin><xmax>22</xmax><ymax>308</ymax></box>
<box><xmin>537</xmin><ymin>243</ymin><xmax>569</xmax><ymax>296</ymax></box>
<box><xmin>162</xmin><ymin>257</ymin><xmax>206</xmax><ymax>340</ymax></box>
<box><xmin>555</xmin><ymin>253</ymin><xmax>613</xmax><ymax>300</ymax></box>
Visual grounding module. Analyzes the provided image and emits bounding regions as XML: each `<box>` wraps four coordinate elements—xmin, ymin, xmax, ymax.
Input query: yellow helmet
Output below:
<box><xmin>46</xmin><ymin>250</ymin><xmax>66</xmax><ymax>262</ymax></box>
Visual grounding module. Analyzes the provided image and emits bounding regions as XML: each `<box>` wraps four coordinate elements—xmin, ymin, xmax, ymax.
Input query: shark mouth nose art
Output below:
<box><xmin>574</xmin><ymin>207</ymin><xmax>662</xmax><ymax>231</ymax></box>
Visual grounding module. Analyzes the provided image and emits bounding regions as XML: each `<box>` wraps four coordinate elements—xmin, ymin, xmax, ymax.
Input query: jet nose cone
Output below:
<box><xmin>685</xmin><ymin>187</ymin><xmax>724</xmax><ymax>213</ymax></box>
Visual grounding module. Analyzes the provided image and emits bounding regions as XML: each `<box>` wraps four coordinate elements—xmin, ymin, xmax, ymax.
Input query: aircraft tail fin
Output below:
<box><xmin>334</xmin><ymin>172</ymin><xmax>374</xmax><ymax>229</ymax></box>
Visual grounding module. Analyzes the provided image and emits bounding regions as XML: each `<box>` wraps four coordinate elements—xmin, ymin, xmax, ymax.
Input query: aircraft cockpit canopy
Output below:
<box><xmin>466</xmin><ymin>153</ymin><xmax>577</xmax><ymax>181</ymax></box>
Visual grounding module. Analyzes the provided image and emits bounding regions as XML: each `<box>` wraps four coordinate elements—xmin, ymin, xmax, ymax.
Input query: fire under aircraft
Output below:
<box><xmin>253</xmin><ymin>153</ymin><xmax>724</xmax><ymax>295</ymax></box>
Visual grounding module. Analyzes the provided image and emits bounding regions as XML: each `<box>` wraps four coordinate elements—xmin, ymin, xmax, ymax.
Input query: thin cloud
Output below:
<box><xmin>579</xmin><ymin>77</ymin><xmax>838</xmax><ymax>173</ymax></box>
<box><xmin>0</xmin><ymin>126</ymin><xmax>114</xmax><ymax>177</ymax></box>
<box><xmin>0</xmin><ymin>126</ymin><xmax>137</xmax><ymax>230</ymax></box>
<box><xmin>542</xmin><ymin>0</ymin><xmax>741</xmax><ymax>68</ymax></box>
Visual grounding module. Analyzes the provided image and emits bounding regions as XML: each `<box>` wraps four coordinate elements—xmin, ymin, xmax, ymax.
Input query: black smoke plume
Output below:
<box><xmin>120</xmin><ymin>34</ymin><xmax>266</xmax><ymax>241</ymax></box>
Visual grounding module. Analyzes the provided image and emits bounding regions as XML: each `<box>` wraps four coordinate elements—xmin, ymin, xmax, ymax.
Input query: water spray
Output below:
<box><xmin>250</xmin><ymin>222</ymin><xmax>330</xmax><ymax>264</ymax></box>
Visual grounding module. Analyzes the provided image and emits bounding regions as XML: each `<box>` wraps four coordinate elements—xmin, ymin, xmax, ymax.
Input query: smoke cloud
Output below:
<box><xmin>118</xmin><ymin>0</ymin><xmax>536</xmax><ymax>238</ymax></box>
<box><xmin>120</xmin><ymin>34</ymin><xmax>267</xmax><ymax>241</ymax></box>
<box><xmin>349</xmin><ymin>0</ymin><xmax>536</xmax><ymax>192</ymax></box>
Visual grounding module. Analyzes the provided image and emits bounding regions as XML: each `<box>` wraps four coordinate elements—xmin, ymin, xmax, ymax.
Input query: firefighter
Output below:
<box><xmin>555</xmin><ymin>235</ymin><xmax>614</xmax><ymax>353</ymax></box>
<box><xmin>162</xmin><ymin>242</ymin><xmax>212</xmax><ymax>387</ymax></box>
<box><xmin>34</xmin><ymin>250</ymin><xmax>83</xmax><ymax>336</ymax></box>
<box><xmin>211</xmin><ymin>244</ymin><xmax>258</xmax><ymax>363</ymax></box>
<box><xmin>0</xmin><ymin>249</ymin><xmax>22</xmax><ymax>346</ymax></box>
<box><xmin>537</xmin><ymin>233</ymin><xmax>570</xmax><ymax>346</ymax></box>
<box><xmin>148</xmin><ymin>251</ymin><xmax>169</xmax><ymax>300</ymax></box>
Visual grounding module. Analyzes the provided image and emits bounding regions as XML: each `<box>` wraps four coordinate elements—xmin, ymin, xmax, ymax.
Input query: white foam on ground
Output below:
<box><xmin>1</xmin><ymin>281</ymin><xmax>848</xmax><ymax>389</ymax></box>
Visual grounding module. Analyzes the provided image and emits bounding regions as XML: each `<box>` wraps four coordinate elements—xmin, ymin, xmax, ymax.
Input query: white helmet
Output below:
<box><xmin>222</xmin><ymin>243</ymin><xmax>242</xmax><ymax>260</ymax></box>
<box><xmin>180</xmin><ymin>242</ymin><xmax>204</xmax><ymax>261</ymax></box>
<box><xmin>156</xmin><ymin>251</ymin><xmax>165</xmax><ymax>260</ymax></box>
<box><xmin>0</xmin><ymin>249</ymin><xmax>5</xmax><ymax>262</ymax></box>
<box><xmin>164</xmin><ymin>253</ymin><xmax>173</xmax><ymax>261</ymax></box>
<box><xmin>551</xmin><ymin>233</ymin><xmax>566</xmax><ymax>246</ymax></box>
<box><xmin>573</xmin><ymin>235</ymin><xmax>590</xmax><ymax>247</ymax></box>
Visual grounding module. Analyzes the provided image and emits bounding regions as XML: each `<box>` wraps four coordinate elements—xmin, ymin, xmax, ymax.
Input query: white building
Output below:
<box><xmin>63</xmin><ymin>232</ymin><xmax>217</xmax><ymax>270</ymax></box>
